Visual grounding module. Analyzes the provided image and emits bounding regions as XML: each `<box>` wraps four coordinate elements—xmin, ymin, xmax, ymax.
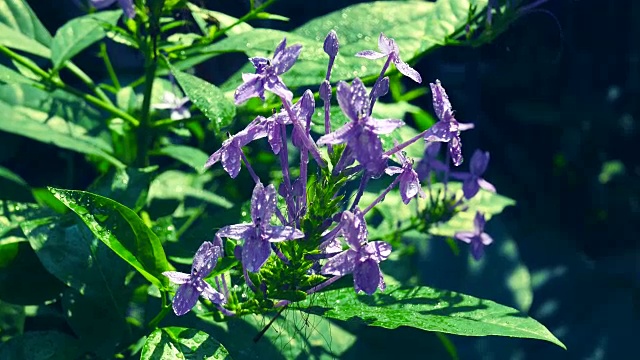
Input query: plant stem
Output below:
<box><xmin>280</xmin><ymin>97</ymin><xmax>327</xmax><ymax>168</ymax></box>
<box><xmin>362</xmin><ymin>175</ymin><xmax>401</xmax><ymax>216</ymax></box>
<box><xmin>383</xmin><ymin>129</ymin><xmax>427</xmax><ymax>156</ymax></box>
<box><xmin>100</xmin><ymin>42</ymin><xmax>121</xmax><ymax>90</ymax></box>
<box><xmin>368</xmin><ymin>56</ymin><xmax>391</xmax><ymax>115</ymax></box>
<box><xmin>136</xmin><ymin>50</ymin><xmax>159</xmax><ymax>167</ymax></box>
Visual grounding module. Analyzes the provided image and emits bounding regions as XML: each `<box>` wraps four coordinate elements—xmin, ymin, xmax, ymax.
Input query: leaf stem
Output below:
<box><xmin>100</xmin><ymin>42</ymin><xmax>121</xmax><ymax>90</ymax></box>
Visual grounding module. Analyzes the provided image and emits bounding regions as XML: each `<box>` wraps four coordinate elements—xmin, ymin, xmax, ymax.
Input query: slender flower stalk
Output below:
<box><xmin>362</xmin><ymin>175</ymin><xmax>401</xmax><ymax>216</ymax></box>
<box><xmin>240</xmin><ymin>151</ymin><xmax>260</xmax><ymax>184</ymax></box>
<box><xmin>280</xmin><ymin>96</ymin><xmax>327</xmax><ymax>167</ymax></box>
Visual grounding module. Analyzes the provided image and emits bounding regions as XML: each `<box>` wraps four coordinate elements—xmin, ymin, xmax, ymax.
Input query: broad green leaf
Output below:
<box><xmin>0</xmin><ymin>84</ymin><xmax>124</xmax><ymax>168</ymax></box>
<box><xmin>0</xmin><ymin>0</ymin><xmax>52</xmax><ymax>45</ymax></box>
<box><xmin>157</xmin><ymin>144</ymin><xmax>210</xmax><ymax>173</ymax></box>
<box><xmin>51</xmin><ymin>10</ymin><xmax>122</xmax><ymax>70</ymax></box>
<box><xmin>213</xmin><ymin>0</ymin><xmax>487</xmax><ymax>90</ymax></box>
<box><xmin>141</xmin><ymin>327</ymin><xmax>231</xmax><ymax>360</ymax></box>
<box><xmin>0</xmin><ymin>63</ymin><xmax>34</xmax><ymax>84</ymax></box>
<box><xmin>148</xmin><ymin>170</ymin><xmax>233</xmax><ymax>209</ymax></box>
<box><xmin>0</xmin><ymin>300</ymin><xmax>24</xmax><ymax>340</ymax></box>
<box><xmin>0</xmin><ymin>331</ymin><xmax>81</xmax><ymax>360</ymax></box>
<box><xmin>428</xmin><ymin>182</ymin><xmax>516</xmax><ymax>237</ymax></box>
<box><xmin>0</xmin><ymin>22</ymin><xmax>50</xmax><ymax>57</ymax></box>
<box><xmin>49</xmin><ymin>188</ymin><xmax>172</xmax><ymax>287</ymax></box>
<box><xmin>0</xmin><ymin>0</ymin><xmax>52</xmax><ymax>58</ymax></box>
<box><xmin>300</xmin><ymin>285</ymin><xmax>566</xmax><ymax>349</ymax></box>
<box><xmin>169</xmin><ymin>65</ymin><xmax>236</xmax><ymax>131</ymax></box>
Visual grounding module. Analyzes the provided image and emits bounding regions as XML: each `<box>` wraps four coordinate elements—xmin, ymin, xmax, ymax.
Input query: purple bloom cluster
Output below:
<box><xmin>166</xmin><ymin>30</ymin><xmax>500</xmax><ymax>316</ymax></box>
<box><xmin>90</xmin><ymin>0</ymin><xmax>135</xmax><ymax>19</ymax></box>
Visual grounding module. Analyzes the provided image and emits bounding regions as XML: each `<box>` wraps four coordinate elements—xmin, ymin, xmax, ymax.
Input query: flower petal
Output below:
<box><xmin>90</xmin><ymin>0</ymin><xmax>117</xmax><ymax>9</ymax></box>
<box><xmin>430</xmin><ymin>80</ymin><xmax>453</xmax><ymax>123</ymax></box>
<box><xmin>423</xmin><ymin>121</ymin><xmax>455</xmax><ymax>142</ymax></box>
<box><xmin>172</xmin><ymin>283</ymin><xmax>200</xmax><ymax>316</ymax></box>
<box><xmin>377</xmin><ymin>33</ymin><xmax>395</xmax><ymax>55</ymax></box>
<box><xmin>448</xmin><ymin>134</ymin><xmax>463</xmax><ymax>167</ymax></box>
<box><xmin>317</xmin><ymin>121</ymin><xmax>355</xmax><ymax>146</ymax></box>
<box><xmin>163</xmin><ymin>271</ymin><xmax>190</xmax><ymax>285</ymax></box>
<box><xmin>251</xmin><ymin>183</ymin><xmax>277</xmax><ymax>223</ymax></box>
<box><xmin>478</xmin><ymin>178</ymin><xmax>496</xmax><ymax>193</ymax></box>
<box><xmin>384</xmin><ymin>166</ymin><xmax>403</xmax><ymax>176</ymax></box>
<box><xmin>221</xmin><ymin>144</ymin><xmax>242</xmax><ymax>178</ymax></box>
<box><xmin>394</xmin><ymin>59</ymin><xmax>422</xmax><ymax>83</ymax></box>
<box><xmin>353</xmin><ymin>258</ymin><xmax>382</xmax><ymax>295</ymax></box>
<box><xmin>321</xmin><ymin>249</ymin><xmax>357</xmax><ymax>276</ymax></box>
<box><xmin>263</xmin><ymin>225</ymin><xmax>305</xmax><ymax>242</ymax></box>
<box><xmin>470</xmin><ymin>150</ymin><xmax>490</xmax><ymax>175</ymax></box>
<box><xmin>355</xmin><ymin>50</ymin><xmax>386</xmax><ymax>59</ymax></box>
<box><xmin>201</xmin><ymin>282</ymin><xmax>225</xmax><ymax>304</ymax></box>
<box><xmin>272</xmin><ymin>44</ymin><xmax>302</xmax><ymax>75</ymax></box>
<box><xmin>191</xmin><ymin>241</ymin><xmax>220</xmax><ymax>278</ymax></box>
<box><xmin>454</xmin><ymin>231</ymin><xmax>475</xmax><ymax>244</ymax></box>
<box><xmin>242</xmin><ymin>235</ymin><xmax>272</xmax><ymax>272</ymax></box>
<box><xmin>369</xmin><ymin>118</ymin><xmax>404</xmax><ymax>135</ymax></box>
<box><xmin>117</xmin><ymin>0</ymin><xmax>135</xmax><ymax>19</ymax></box>
<box><xmin>234</xmin><ymin>74</ymin><xmax>265</xmax><ymax>104</ymax></box>
<box><xmin>363</xmin><ymin>241</ymin><xmax>392</xmax><ymax>262</ymax></box>
<box><xmin>217</xmin><ymin>224</ymin><xmax>253</xmax><ymax>239</ymax></box>
<box><xmin>399</xmin><ymin>171</ymin><xmax>422</xmax><ymax>204</ymax></box>
<box><xmin>462</xmin><ymin>178</ymin><xmax>480</xmax><ymax>199</ymax></box>
<box><xmin>264</xmin><ymin>75</ymin><xmax>293</xmax><ymax>101</ymax></box>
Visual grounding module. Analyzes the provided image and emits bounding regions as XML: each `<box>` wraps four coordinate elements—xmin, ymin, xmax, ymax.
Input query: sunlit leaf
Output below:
<box><xmin>51</xmin><ymin>10</ymin><xmax>121</xmax><ymax>70</ymax></box>
<box><xmin>141</xmin><ymin>327</ymin><xmax>231</xmax><ymax>360</ymax></box>
<box><xmin>49</xmin><ymin>188</ymin><xmax>172</xmax><ymax>287</ymax></box>
<box><xmin>300</xmin><ymin>285</ymin><xmax>566</xmax><ymax>349</ymax></box>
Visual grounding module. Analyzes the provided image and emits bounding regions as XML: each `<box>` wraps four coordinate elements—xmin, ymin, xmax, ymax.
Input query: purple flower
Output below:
<box><xmin>451</xmin><ymin>150</ymin><xmax>496</xmax><ymax>199</ymax></box>
<box><xmin>317</xmin><ymin>78</ymin><xmax>404</xmax><ymax>174</ymax></box>
<box><xmin>454</xmin><ymin>212</ymin><xmax>494</xmax><ymax>260</ymax></box>
<box><xmin>163</xmin><ymin>242</ymin><xmax>225</xmax><ymax>316</ymax></box>
<box><xmin>423</xmin><ymin>80</ymin><xmax>468</xmax><ymax>166</ymax></box>
<box><xmin>323</xmin><ymin>30</ymin><xmax>339</xmax><ymax>58</ymax></box>
<box><xmin>356</xmin><ymin>33</ymin><xmax>422</xmax><ymax>83</ymax></box>
<box><xmin>217</xmin><ymin>183</ymin><xmax>304</xmax><ymax>272</ymax></box>
<box><xmin>234</xmin><ymin>38</ymin><xmax>302</xmax><ymax>104</ymax></box>
<box><xmin>261</xmin><ymin>90</ymin><xmax>315</xmax><ymax>154</ymax></box>
<box><xmin>385</xmin><ymin>149</ymin><xmax>425</xmax><ymax>204</ymax></box>
<box><xmin>152</xmin><ymin>91</ymin><xmax>191</xmax><ymax>120</ymax></box>
<box><xmin>321</xmin><ymin>210</ymin><xmax>392</xmax><ymax>295</ymax></box>
<box><xmin>204</xmin><ymin>118</ymin><xmax>267</xmax><ymax>178</ymax></box>
<box><xmin>90</xmin><ymin>0</ymin><xmax>135</xmax><ymax>19</ymax></box>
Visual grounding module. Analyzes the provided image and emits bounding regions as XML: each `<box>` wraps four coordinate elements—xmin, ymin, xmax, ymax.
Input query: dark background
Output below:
<box><xmin>16</xmin><ymin>0</ymin><xmax>640</xmax><ymax>359</ymax></box>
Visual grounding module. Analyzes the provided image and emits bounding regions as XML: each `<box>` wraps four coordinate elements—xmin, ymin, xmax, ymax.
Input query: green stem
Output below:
<box><xmin>100</xmin><ymin>42</ymin><xmax>121</xmax><ymax>90</ymax></box>
<box><xmin>0</xmin><ymin>45</ymin><xmax>139</xmax><ymax>127</ymax></box>
<box><xmin>135</xmin><ymin>49</ymin><xmax>159</xmax><ymax>167</ymax></box>
<box><xmin>147</xmin><ymin>290</ymin><xmax>171</xmax><ymax>329</ymax></box>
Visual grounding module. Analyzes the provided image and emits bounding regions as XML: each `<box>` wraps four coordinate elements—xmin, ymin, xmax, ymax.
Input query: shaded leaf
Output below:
<box><xmin>88</xmin><ymin>166</ymin><xmax>157</xmax><ymax>212</ymax></box>
<box><xmin>141</xmin><ymin>327</ymin><xmax>231</xmax><ymax>360</ymax></box>
<box><xmin>169</xmin><ymin>65</ymin><xmax>236</xmax><ymax>132</ymax></box>
<box><xmin>0</xmin><ymin>331</ymin><xmax>81</xmax><ymax>360</ymax></box>
<box><xmin>0</xmin><ymin>165</ymin><xmax>32</xmax><ymax>202</ymax></box>
<box><xmin>51</xmin><ymin>10</ymin><xmax>121</xmax><ymax>70</ymax></box>
<box><xmin>49</xmin><ymin>188</ymin><xmax>172</xmax><ymax>287</ymax></box>
<box><xmin>0</xmin><ymin>63</ymin><xmax>35</xmax><ymax>84</ymax></box>
<box><xmin>300</xmin><ymin>285</ymin><xmax>565</xmax><ymax>349</ymax></box>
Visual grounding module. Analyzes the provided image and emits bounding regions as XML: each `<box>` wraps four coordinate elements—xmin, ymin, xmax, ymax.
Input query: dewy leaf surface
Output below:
<box><xmin>51</xmin><ymin>10</ymin><xmax>122</xmax><ymax>70</ymax></box>
<box><xmin>169</xmin><ymin>64</ymin><xmax>236</xmax><ymax>132</ymax></box>
<box><xmin>300</xmin><ymin>285</ymin><xmax>566</xmax><ymax>349</ymax></box>
<box><xmin>211</xmin><ymin>0</ymin><xmax>487</xmax><ymax>90</ymax></box>
<box><xmin>49</xmin><ymin>188</ymin><xmax>172</xmax><ymax>287</ymax></box>
<box><xmin>141</xmin><ymin>327</ymin><xmax>231</xmax><ymax>360</ymax></box>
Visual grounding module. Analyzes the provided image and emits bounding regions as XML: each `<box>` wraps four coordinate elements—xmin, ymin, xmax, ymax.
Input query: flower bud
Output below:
<box><xmin>323</xmin><ymin>30</ymin><xmax>339</xmax><ymax>58</ymax></box>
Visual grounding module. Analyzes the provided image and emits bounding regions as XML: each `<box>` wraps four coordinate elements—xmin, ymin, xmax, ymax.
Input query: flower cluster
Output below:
<box><xmin>164</xmin><ymin>32</ymin><xmax>499</xmax><ymax>316</ymax></box>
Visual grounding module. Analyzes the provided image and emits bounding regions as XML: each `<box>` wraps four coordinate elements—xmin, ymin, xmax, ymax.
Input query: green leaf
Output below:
<box><xmin>48</xmin><ymin>188</ymin><xmax>172</xmax><ymax>287</ymax></box>
<box><xmin>0</xmin><ymin>0</ymin><xmax>52</xmax><ymax>58</ymax></box>
<box><xmin>300</xmin><ymin>285</ymin><xmax>566</xmax><ymax>349</ymax></box>
<box><xmin>157</xmin><ymin>144</ymin><xmax>210</xmax><ymax>173</ymax></box>
<box><xmin>51</xmin><ymin>10</ymin><xmax>122</xmax><ymax>70</ymax></box>
<box><xmin>169</xmin><ymin>65</ymin><xmax>236</xmax><ymax>132</ymax></box>
<box><xmin>0</xmin><ymin>84</ymin><xmax>124</xmax><ymax>168</ymax></box>
<box><xmin>186</xmin><ymin>3</ymin><xmax>253</xmax><ymax>36</ymax></box>
<box><xmin>0</xmin><ymin>63</ymin><xmax>34</xmax><ymax>84</ymax></box>
<box><xmin>0</xmin><ymin>331</ymin><xmax>82</xmax><ymax>360</ymax></box>
<box><xmin>213</xmin><ymin>0</ymin><xmax>487</xmax><ymax>90</ymax></box>
<box><xmin>141</xmin><ymin>327</ymin><xmax>231</xmax><ymax>360</ymax></box>
<box><xmin>148</xmin><ymin>170</ymin><xmax>233</xmax><ymax>209</ymax></box>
